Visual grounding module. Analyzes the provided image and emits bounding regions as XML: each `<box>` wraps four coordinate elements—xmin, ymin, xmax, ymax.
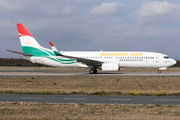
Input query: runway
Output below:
<box><xmin>0</xmin><ymin>94</ymin><xmax>180</xmax><ymax>105</ymax></box>
<box><xmin>0</xmin><ymin>72</ymin><xmax>180</xmax><ymax>77</ymax></box>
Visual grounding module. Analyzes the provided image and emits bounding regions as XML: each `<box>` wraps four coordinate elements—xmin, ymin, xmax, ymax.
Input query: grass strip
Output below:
<box><xmin>0</xmin><ymin>102</ymin><xmax>180</xmax><ymax>119</ymax></box>
<box><xmin>1</xmin><ymin>76</ymin><xmax>180</xmax><ymax>96</ymax></box>
<box><xmin>1</xmin><ymin>90</ymin><xmax>180</xmax><ymax>96</ymax></box>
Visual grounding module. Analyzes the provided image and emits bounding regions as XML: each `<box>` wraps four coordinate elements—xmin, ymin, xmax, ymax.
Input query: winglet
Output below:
<box><xmin>49</xmin><ymin>42</ymin><xmax>62</xmax><ymax>56</ymax></box>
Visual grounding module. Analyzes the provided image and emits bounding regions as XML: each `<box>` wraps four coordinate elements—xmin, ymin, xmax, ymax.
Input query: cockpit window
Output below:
<box><xmin>164</xmin><ymin>56</ymin><xmax>170</xmax><ymax>59</ymax></box>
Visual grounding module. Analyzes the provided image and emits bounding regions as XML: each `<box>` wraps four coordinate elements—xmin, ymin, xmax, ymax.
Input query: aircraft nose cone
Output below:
<box><xmin>172</xmin><ymin>59</ymin><xmax>177</xmax><ymax>65</ymax></box>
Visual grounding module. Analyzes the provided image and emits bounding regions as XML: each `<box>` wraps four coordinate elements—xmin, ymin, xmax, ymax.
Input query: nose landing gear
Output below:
<box><xmin>157</xmin><ymin>67</ymin><xmax>167</xmax><ymax>74</ymax></box>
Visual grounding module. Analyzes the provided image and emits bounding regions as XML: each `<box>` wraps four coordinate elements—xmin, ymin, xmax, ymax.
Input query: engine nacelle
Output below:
<box><xmin>101</xmin><ymin>63</ymin><xmax>120</xmax><ymax>72</ymax></box>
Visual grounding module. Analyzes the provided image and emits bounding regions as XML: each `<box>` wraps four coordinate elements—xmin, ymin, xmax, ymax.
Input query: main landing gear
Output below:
<box><xmin>89</xmin><ymin>69</ymin><xmax>97</xmax><ymax>74</ymax></box>
<box><xmin>157</xmin><ymin>70</ymin><xmax>161</xmax><ymax>74</ymax></box>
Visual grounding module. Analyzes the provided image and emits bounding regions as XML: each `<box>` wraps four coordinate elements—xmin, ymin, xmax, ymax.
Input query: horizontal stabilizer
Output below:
<box><xmin>5</xmin><ymin>50</ymin><xmax>32</xmax><ymax>56</ymax></box>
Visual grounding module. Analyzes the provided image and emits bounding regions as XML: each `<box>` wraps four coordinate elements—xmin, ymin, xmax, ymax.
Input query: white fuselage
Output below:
<box><xmin>22</xmin><ymin>51</ymin><xmax>176</xmax><ymax>69</ymax></box>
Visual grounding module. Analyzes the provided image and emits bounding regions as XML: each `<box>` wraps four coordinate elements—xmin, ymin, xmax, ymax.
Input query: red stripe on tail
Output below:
<box><xmin>16</xmin><ymin>23</ymin><xmax>33</xmax><ymax>37</ymax></box>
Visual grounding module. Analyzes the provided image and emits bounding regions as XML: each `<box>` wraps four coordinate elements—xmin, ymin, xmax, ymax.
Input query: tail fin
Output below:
<box><xmin>16</xmin><ymin>23</ymin><xmax>52</xmax><ymax>57</ymax></box>
<box><xmin>7</xmin><ymin>23</ymin><xmax>54</xmax><ymax>58</ymax></box>
<box><xmin>17</xmin><ymin>23</ymin><xmax>41</xmax><ymax>48</ymax></box>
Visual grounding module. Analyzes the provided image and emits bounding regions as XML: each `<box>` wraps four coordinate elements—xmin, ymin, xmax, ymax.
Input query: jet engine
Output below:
<box><xmin>101</xmin><ymin>63</ymin><xmax>120</xmax><ymax>71</ymax></box>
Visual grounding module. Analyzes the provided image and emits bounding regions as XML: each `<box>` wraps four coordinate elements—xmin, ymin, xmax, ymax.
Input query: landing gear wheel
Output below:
<box><xmin>94</xmin><ymin>69</ymin><xmax>97</xmax><ymax>74</ymax></box>
<box><xmin>89</xmin><ymin>69</ymin><xmax>97</xmax><ymax>74</ymax></box>
<box><xmin>89</xmin><ymin>69</ymin><xmax>94</xmax><ymax>74</ymax></box>
<box><xmin>157</xmin><ymin>70</ymin><xmax>161</xmax><ymax>74</ymax></box>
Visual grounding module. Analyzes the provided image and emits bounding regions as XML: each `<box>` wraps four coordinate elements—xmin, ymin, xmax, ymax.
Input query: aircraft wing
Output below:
<box><xmin>6</xmin><ymin>50</ymin><xmax>32</xmax><ymax>56</ymax></box>
<box><xmin>49</xmin><ymin>42</ymin><xmax>103</xmax><ymax>67</ymax></box>
<box><xmin>57</xmin><ymin>54</ymin><xmax>103</xmax><ymax>66</ymax></box>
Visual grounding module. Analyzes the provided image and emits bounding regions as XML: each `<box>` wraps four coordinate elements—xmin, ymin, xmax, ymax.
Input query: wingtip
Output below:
<box><xmin>49</xmin><ymin>42</ymin><xmax>54</xmax><ymax>47</ymax></box>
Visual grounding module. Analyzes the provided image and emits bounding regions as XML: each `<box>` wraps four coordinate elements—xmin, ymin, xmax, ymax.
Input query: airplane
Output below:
<box><xmin>6</xmin><ymin>23</ymin><xmax>177</xmax><ymax>74</ymax></box>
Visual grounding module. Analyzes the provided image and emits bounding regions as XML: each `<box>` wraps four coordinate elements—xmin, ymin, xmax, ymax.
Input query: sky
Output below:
<box><xmin>1</xmin><ymin>0</ymin><xmax>180</xmax><ymax>59</ymax></box>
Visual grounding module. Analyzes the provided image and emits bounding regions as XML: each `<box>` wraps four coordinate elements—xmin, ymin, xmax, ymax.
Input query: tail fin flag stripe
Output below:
<box><xmin>16</xmin><ymin>23</ymin><xmax>33</xmax><ymax>37</ymax></box>
<box><xmin>49</xmin><ymin>42</ymin><xmax>62</xmax><ymax>56</ymax></box>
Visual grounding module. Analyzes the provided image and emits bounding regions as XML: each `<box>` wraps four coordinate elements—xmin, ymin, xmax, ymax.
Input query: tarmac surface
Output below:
<box><xmin>0</xmin><ymin>67</ymin><xmax>180</xmax><ymax>77</ymax></box>
<box><xmin>0</xmin><ymin>71</ymin><xmax>180</xmax><ymax>77</ymax></box>
<box><xmin>0</xmin><ymin>94</ymin><xmax>180</xmax><ymax>105</ymax></box>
